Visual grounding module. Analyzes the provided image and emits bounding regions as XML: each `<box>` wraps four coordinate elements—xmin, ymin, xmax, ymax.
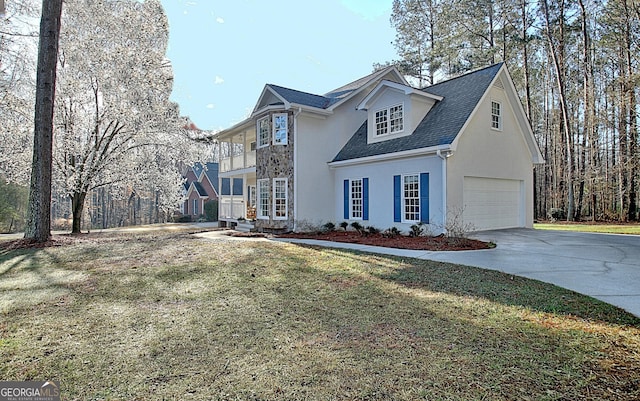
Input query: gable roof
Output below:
<box><xmin>251</xmin><ymin>66</ymin><xmax>408</xmax><ymax>116</ymax></box>
<box><xmin>332</xmin><ymin>63</ymin><xmax>504</xmax><ymax>162</ymax></box>
<box><xmin>189</xmin><ymin>162</ymin><xmax>219</xmax><ymax>195</ymax></box>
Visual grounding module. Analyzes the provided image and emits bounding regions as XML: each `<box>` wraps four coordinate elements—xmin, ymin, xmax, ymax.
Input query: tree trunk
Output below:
<box><xmin>71</xmin><ymin>191</ymin><xmax>87</xmax><ymax>234</ymax></box>
<box><xmin>24</xmin><ymin>0</ymin><xmax>63</xmax><ymax>242</ymax></box>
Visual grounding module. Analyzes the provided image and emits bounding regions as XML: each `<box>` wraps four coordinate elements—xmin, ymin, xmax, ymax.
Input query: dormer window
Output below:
<box><xmin>375</xmin><ymin>104</ymin><xmax>404</xmax><ymax>136</ymax></box>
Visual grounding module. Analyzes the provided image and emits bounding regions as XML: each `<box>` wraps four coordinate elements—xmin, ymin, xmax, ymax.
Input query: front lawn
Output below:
<box><xmin>535</xmin><ymin>222</ymin><xmax>640</xmax><ymax>235</ymax></box>
<box><xmin>1</xmin><ymin>232</ymin><xmax>639</xmax><ymax>400</ymax></box>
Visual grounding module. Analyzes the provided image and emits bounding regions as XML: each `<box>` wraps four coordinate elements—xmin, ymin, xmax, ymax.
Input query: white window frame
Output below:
<box><xmin>257</xmin><ymin>179</ymin><xmax>269</xmax><ymax>219</ymax></box>
<box><xmin>273</xmin><ymin>178</ymin><xmax>288</xmax><ymax>220</ymax></box>
<box><xmin>374</xmin><ymin>103</ymin><xmax>404</xmax><ymax>137</ymax></box>
<box><xmin>272</xmin><ymin>113</ymin><xmax>288</xmax><ymax>145</ymax></box>
<box><xmin>350</xmin><ymin>179</ymin><xmax>363</xmax><ymax>220</ymax></box>
<box><xmin>193</xmin><ymin>199</ymin><xmax>199</xmax><ymax>216</ymax></box>
<box><xmin>402</xmin><ymin>174</ymin><xmax>420</xmax><ymax>223</ymax></box>
<box><xmin>257</xmin><ymin>116</ymin><xmax>270</xmax><ymax>148</ymax></box>
<box><xmin>491</xmin><ymin>100</ymin><xmax>502</xmax><ymax>131</ymax></box>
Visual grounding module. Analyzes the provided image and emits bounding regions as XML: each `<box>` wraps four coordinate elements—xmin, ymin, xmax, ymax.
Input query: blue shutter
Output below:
<box><xmin>420</xmin><ymin>173</ymin><xmax>430</xmax><ymax>223</ymax></box>
<box><xmin>363</xmin><ymin>178</ymin><xmax>369</xmax><ymax>221</ymax></box>
<box><xmin>343</xmin><ymin>179</ymin><xmax>349</xmax><ymax>220</ymax></box>
<box><xmin>393</xmin><ymin>175</ymin><xmax>401</xmax><ymax>222</ymax></box>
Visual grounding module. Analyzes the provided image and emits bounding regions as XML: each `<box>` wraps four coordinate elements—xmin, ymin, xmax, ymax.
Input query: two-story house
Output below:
<box><xmin>214</xmin><ymin>63</ymin><xmax>543</xmax><ymax>233</ymax></box>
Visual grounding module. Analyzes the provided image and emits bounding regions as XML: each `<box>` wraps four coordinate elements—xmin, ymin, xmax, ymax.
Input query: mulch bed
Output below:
<box><xmin>277</xmin><ymin>231</ymin><xmax>494</xmax><ymax>251</ymax></box>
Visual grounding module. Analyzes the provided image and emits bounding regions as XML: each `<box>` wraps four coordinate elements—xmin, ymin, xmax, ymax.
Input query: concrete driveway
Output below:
<box><xmin>428</xmin><ymin>229</ymin><xmax>640</xmax><ymax>317</ymax></box>
<box><xmin>277</xmin><ymin>228</ymin><xmax>640</xmax><ymax>317</ymax></box>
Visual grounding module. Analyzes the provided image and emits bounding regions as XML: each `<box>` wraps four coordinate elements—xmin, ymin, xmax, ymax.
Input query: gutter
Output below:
<box><xmin>292</xmin><ymin>107</ymin><xmax>302</xmax><ymax>232</ymax></box>
<box><xmin>328</xmin><ymin>144</ymin><xmax>452</xmax><ymax>168</ymax></box>
<box><xmin>437</xmin><ymin>149</ymin><xmax>452</xmax><ymax>232</ymax></box>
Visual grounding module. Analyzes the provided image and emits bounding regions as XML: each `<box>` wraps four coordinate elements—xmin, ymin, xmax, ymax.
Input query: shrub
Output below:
<box><xmin>548</xmin><ymin>208</ymin><xmax>566</xmax><ymax>222</ymax></box>
<box><xmin>383</xmin><ymin>227</ymin><xmax>401</xmax><ymax>238</ymax></box>
<box><xmin>204</xmin><ymin>200</ymin><xmax>218</xmax><ymax>222</ymax></box>
<box><xmin>409</xmin><ymin>222</ymin><xmax>424</xmax><ymax>237</ymax></box>
<box><xmin>350</xmin><ymin>221</ymin><xmax>364</xmax><ymax>235</ymax></box>
<box><xmin>175</xmin><ymin>215</ymin><xmax>192</xmax><ymax>223</ymax></box>
<box><xmin>339</xmin><ymin>221</ymin><xmax>349</xmax><ymax>231</ymax></box>
<box><xmin>322</xmin><ymin>222</ymin><xmax>336</xmax><ymax>232</ymax></box>
<box><xmin>442</xmin><ymin>206</ymin><xmax>476</xmax><ymax>239</ymax></box>
<box><xmin>366</xmin><ymin>226</ymin><xmax>380</xmax><ymax>235</ymax></box>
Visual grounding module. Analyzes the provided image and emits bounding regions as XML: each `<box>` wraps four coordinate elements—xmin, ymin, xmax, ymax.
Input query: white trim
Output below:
<box><xmin>257</xmin><ymin>179</ymin><xmax>270</xmax><ymax>220</ymax></box>
<box><xmin>257</xmin><ymin>116</ymin><xmax>270</xmax><ymax>148</ymax></box>
<box><xmin>348</xmin><ymin>178</ymin><xmax>364</xmax><ymax>220</ymax></box>
<box><xmin>272</xmin><ymin>177</ymin><xmax>288</xmax><ymax>220</ymax></box>
<box><xmin>272</xmin><ymin>113</ymin><xmax>288</xmax><ymax>146</ymax></box>
<box><xmin>293</xmin><ymin>107</ymin><xmax>301</xmax><ymax>231</ymax></box>
<box><xmin>491</xmin><ymin>99</ymin><xmax>503</xmax><ymax>131</ymax></box>
<box><xmin>357</xmin><ymin>80</ymin><xmax>442</xmax><ymax>111</ymax></box>
<box><xmin>401</xmin><ymin>173</ymin><xmax>421</xmax><ymax>223</ymax></box>
<box><xmin>328</xmin><ymin>145</ymin><xmax>453</xmax><ymax>168</ymax></box>
<box><xmin>326</xmin><ymin>66</ymin><xmax>409</xmax><ymax>112</ymax></box>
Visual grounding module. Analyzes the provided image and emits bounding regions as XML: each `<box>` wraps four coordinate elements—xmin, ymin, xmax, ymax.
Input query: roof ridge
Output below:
<box><xmin>424</xmin><ymin>62</ymin><xmax>503</xmax><ymax>90</ymax></box>
<box><xmin>325</xmin><ymin>65</ymin><xmax>397</xmax><ymax>97</ymax></box>
<box><xmin>267</xmin><ymin>83</ymin><xmax>326</xmax><ymax>98</ymax></box>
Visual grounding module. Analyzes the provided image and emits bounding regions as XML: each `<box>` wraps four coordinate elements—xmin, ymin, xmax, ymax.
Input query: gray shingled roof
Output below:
<box><xmin>332</xmin><ymin>63</ymin><xmax>503</xmax><ymax>162</ymax></box>
<box><xmin>265</xmin><ymin>67</ymin><xmax>400</xmax><ymax>111</ymax></box>
<box><xmin>267</xmin><ymin>84</ymin><xmax>332</xmax><ymax>109</ymax></box>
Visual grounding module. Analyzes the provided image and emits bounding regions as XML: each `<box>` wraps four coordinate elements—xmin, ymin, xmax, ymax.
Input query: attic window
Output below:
<box><xmin>375</xmin><ymin>104</ymin><xmax>403</xmax><ymax>136</ymax></box>
<box><xmin>491</xmin><ymin>101</ymin><xmax>502</xmax><ymax>130</ymax></box>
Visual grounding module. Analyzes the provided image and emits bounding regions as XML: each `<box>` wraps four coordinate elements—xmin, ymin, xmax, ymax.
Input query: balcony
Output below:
<box><xmin>220</xmin><ymin>150</ymin><xmax>256</xmax><ymax>173</ymax></box>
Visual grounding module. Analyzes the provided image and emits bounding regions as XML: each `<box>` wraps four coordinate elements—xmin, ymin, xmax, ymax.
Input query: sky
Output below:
<box><xmin>160</xmin><ymin>0</ymin><xmax>399</xmax><ymax>131</ymax></box>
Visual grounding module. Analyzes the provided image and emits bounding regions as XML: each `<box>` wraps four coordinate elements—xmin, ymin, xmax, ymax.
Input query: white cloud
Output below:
<box><xmin>216</xmin><ymin>17</ymin><xmax>224</xmax><ymax>24</ymax></box>
<box><xmin>206</xmin><ymin>104</ymin><xmax>215</xmax><ymax>109</ymax></box>
<box><xmin>214</xmin><ymin>76</ymin><xmax>224</xmax><ymax>85</ymax></box>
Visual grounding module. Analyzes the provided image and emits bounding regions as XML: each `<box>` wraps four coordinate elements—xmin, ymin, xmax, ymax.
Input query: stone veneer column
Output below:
<box><xmin>255</xmin><ymin>110</ymin><xmax>295</xmax><ymax>232</ymax></box>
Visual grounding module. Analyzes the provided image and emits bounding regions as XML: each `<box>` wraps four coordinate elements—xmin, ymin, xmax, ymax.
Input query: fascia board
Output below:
<box><xmin>328</xmin><ymin>145</ymin><xmax>452</xmax><ymax>168</ymax></box>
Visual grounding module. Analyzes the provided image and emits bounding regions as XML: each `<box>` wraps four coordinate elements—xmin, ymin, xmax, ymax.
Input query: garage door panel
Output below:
<box><xmin>463</xmin><ymin>177</ymin><xmax>522</xmax><ymax>231</ymax></box>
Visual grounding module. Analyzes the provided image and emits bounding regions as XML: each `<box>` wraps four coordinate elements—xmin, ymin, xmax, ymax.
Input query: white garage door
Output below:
<box><xmin>463</xmin><ymin>177</ymin><xmax>523</xmax><ymax>231</ymax></box>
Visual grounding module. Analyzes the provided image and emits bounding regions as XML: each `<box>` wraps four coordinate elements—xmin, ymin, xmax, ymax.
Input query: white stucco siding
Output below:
<box><xmin>295</xmin><ymin>101</ymin><xmax>368</xmax><ymax>225</ymax></box>
<box><xmin>447</xmin><ymin>83</ymin><xmax>535</xmax><ymax>230</ymax></box>
<box><xmin>331</xmin><ymin>155</ymin><xmax>445</xmax><ymax>233</ymax></box>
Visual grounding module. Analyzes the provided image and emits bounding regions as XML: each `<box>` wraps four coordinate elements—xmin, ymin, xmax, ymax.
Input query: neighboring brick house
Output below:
<box><xmin>181</xmin><ymin>162</ymin><xmax>219</xmax><ymax>219</ymax></box>
<box><xmin>213</xmin><ymin>64</ymin><xmax>543</xmax><ymax>233</ymax></box>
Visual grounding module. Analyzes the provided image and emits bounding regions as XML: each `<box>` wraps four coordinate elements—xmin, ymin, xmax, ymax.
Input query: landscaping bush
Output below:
<box><xmin>204</xmin><ymin>200</ymin><xmax>218</xmax><ymax>222</ymax></box>
<box><xmin>339</xmin><ymin>221</ymin><xmax>349</xmax><ymax>231</ymax></box>
<box><xmin>409</xmin><ymin>222</ymin><xmax>424</xmax><ymax>237</ymax></box>
<box><xmin>321</xmin><ymin>222</ymin><xmax>336</xmax><ymax>232</ymax></box>
<box><xmin>548</xmin><ymin>207</ymin><xmax>566</xmax><ymax>221</ymax></box>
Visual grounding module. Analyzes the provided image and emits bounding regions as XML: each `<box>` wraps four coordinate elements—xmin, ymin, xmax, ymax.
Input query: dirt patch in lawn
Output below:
<box><xmin>277</xmin><ymin>230</ymin><xmax>494</xmax><ymax>251</ymax></box>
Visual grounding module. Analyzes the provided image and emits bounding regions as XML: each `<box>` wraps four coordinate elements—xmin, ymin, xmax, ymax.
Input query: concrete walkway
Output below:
<box><xmin>273</xmin><ymin>229</ymin><xmax>640</xmax><ymax>318</ymax></box>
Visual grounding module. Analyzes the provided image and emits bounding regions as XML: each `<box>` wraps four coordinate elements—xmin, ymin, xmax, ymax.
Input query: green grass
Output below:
<box><xmin>535</xmin><ymin>222</ymin><xmax>640</xmax><ymax>235</ymax></box>
<box><xmin>1</xmin><ymin>232</ymin><xmax>639</xmax><ymax>400</ymax></box>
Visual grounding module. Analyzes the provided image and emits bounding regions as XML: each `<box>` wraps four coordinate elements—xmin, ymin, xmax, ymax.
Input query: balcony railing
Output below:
<box><xmin>220</xmin><ymin>151</ymin><xmax>256</xmax><ymax>173</ymax></box>
<box><xmin>219</xmin><ymin>196</ymin><xmax>246</xmax><ymax>219</ymax></box>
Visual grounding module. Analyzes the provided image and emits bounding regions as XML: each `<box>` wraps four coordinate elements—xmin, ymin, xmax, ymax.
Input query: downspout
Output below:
<box><xmin>292</xmin><ymin>107</ymin><xmax>302</xmax><ymax>232</ymax></box>
<box><xmin>437</xmin><ymin>149</ymin><xmax>449</xmax><ymax>233</ymax></box>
